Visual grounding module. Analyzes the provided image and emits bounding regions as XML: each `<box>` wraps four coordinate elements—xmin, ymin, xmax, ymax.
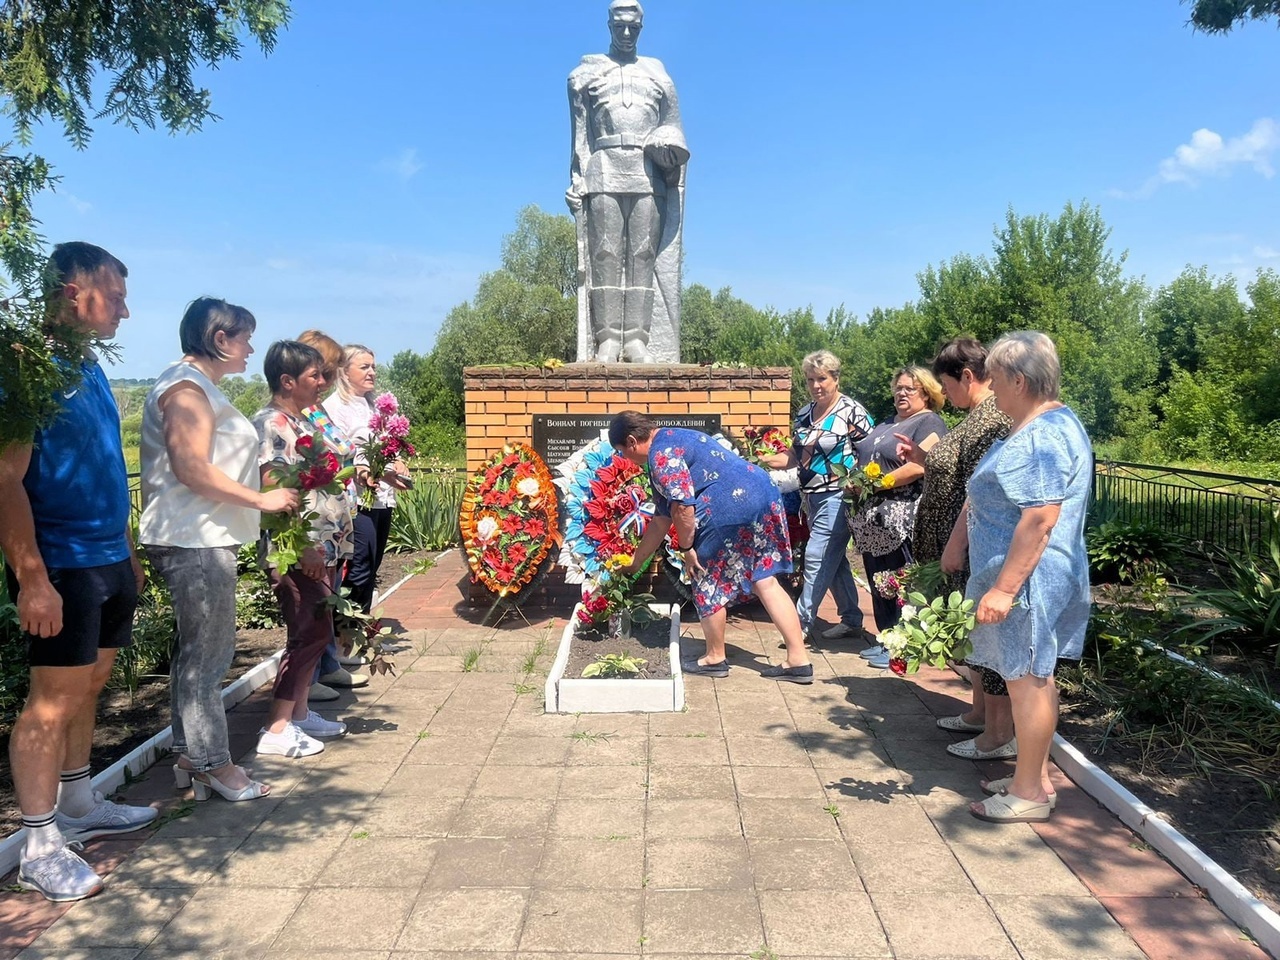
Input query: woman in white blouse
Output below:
<box><xmin>140</xmin><ymin>299</ymin><xmax>298</xmax><ymax>801</ymax></box>
<box><xmin>325</xmin><ymin>345</ymin><xmax>410</xmax><ymax>615</ymax></box>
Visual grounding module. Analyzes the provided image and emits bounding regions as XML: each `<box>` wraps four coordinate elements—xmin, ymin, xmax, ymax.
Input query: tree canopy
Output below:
<box><xmin>0</xmin><ymin>1</ymin><xmax>290</xmax><ymax>447</ymax></box>
<box><xmin>1187</xmin><ymin>0</ymin><xmax>1280</xmax><ymax>34</ymax></box>
<box><xmin>400</xmin><ymin>201</ymin><xmax>1280</xmax><ymax>469</ymax></box>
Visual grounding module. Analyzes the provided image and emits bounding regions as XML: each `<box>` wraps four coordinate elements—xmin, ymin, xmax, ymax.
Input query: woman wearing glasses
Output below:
<box><xmin>850</xmin><ymin>367</ymin><xmax>947</xmax><ymax>666</ymax></box>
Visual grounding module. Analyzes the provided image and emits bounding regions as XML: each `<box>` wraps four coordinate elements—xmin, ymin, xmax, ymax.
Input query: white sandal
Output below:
<box><xmin>981</xmin><ymin>776</ymin><xmax>1057</xmax><ymax>809</ymax></box>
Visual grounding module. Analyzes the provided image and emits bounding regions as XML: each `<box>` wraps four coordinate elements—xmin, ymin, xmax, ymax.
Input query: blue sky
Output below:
<box><xmin>24</xmin><ymin>0</ymin><xmax>1280</xmax><ymax>379</ymax></box>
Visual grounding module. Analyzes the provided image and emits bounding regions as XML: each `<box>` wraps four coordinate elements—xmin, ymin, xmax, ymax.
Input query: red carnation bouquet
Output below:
<box><xmin>259</xmin><ymin>430</ymin><xmax>354</xmax><ymax>574</ymax></box>
<box><xmin>358</xmin><ymin>392</ymin><xmax>416</xmax><ymax>508</ymax></box>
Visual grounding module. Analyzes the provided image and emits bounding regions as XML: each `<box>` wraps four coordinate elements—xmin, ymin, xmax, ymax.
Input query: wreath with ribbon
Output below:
<box><xmin>554</xmin><ymin>438</ymin><xmax>657</xmax><ymax>586</ymax></box>
<box><xmin>459</xmin><ymin>443</ymin><xmax>561</xmax><ymax>601</ymax></box>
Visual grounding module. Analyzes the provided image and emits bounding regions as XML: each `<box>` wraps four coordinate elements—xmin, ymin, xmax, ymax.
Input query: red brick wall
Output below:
<box><xmin>463</xmin><ymin>363</ymin><xmax>793</xmax><ymax>472</ymax></box>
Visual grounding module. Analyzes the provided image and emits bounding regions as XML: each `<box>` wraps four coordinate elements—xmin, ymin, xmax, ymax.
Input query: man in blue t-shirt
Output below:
<box><xmin>0</xmin><ymin>242</ymin><xmax>157</xmax><ymax>902</ymax></box>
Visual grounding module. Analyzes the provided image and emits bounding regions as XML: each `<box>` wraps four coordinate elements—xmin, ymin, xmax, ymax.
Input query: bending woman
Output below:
<box><xmin>140</xmin><ymin>298</ymin><xmax>298</xmax><ymax>801</ymax></box>
<box><xmin>611</xmin><ymin>412</ymin><xmax>812</xmax><ymax>683</ymax></box>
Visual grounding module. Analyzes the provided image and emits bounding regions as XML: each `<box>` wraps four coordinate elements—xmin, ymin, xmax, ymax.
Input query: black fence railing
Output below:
<box><xmin>1093</xmin><ymin>460</ymin><xmax>1279</xmax><ymax>556</ymax></box>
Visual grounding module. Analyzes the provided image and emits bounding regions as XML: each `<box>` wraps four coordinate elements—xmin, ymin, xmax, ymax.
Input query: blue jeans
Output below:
<box><xmin>795</xmin><ymin>489</ymin><xmax>862</xmax><ymax>636</ymax></box>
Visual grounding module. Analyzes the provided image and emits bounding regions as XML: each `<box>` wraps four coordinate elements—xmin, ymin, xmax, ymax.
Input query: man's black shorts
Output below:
<box><xmin>5</xmin><ymin>560</ymin><xmax>137</xmax><ymax>667</ymax></box>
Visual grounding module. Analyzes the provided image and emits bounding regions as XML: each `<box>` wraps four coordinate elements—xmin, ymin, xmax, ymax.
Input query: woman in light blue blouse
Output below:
<box><xmin>942</xmin><ymin>332</ymin><xmax>1091</xmax><ymax>824</ymax></box>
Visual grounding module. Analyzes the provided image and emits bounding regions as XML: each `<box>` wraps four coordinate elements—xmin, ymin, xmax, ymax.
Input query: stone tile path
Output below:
<box><xmin>0</xmin><ymin>551</ymin><xmax>1270</xmax><ymax>959</ymax></box>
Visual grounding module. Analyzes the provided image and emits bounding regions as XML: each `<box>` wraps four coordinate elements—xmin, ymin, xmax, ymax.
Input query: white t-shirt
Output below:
<box><xmin>324</xmin><ymin>389</ymin><xmax>398</xmax><ymax>509</ymax></box>
<box><xmin>139</xmin><ymin>362</ymin><xmax>261</xmax><ymax>547</ymax></box>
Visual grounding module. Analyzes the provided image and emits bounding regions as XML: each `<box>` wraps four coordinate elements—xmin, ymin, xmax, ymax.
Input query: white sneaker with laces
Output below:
<box><xmin>55</xmin><ymin>792</ymin><xmax>159</xmax><ymax>841</ymax></box>
<box><xmin>18</xmin><ymin>845</ymin><xmax>104</xmax><ymax>902</ymax></box>
<box><xmin>859</xmin><ymin>644</ymin><xmax>888</xmax><ymax>660</ymax></box>
<box><xmin>295</xmin><ymin>710</ymin><xmax>347</xmax><ymax>739</ymax></box>
<box><xmin>257</xmin><ymin>722</ymin><xmax>325</xmax><ymax>757</ymax></box>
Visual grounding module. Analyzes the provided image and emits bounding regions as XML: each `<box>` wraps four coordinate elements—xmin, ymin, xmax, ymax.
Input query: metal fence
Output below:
<box><xmin>1093</xmin><ymin>460</ymin><xmax>1279</xmax><ymax>556</ymax></box>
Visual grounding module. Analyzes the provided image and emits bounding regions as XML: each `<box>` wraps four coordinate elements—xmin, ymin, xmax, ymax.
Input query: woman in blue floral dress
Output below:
<box><xmin>610</xmin><ymin>412</ymin><xmax>813</xmax><ymax>682</ymax></box>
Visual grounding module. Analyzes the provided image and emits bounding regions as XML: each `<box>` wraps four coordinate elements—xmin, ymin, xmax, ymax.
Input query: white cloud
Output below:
<box><xmin>265</xmin><ymin>257</ymin><xmax>301</xmax><ymax>271</ymax></box>
<box><xmin>378</xmin><ymin>147</ymin><xmax>424</xmax><ymax>182</ymax></box>
<box><xmin>1114</xmin><ymin>118</ymin><xmax>1279</xmax><ymax>199</ymax></box>
<box><xmin>1255</xmin><ymin>245</ymin><xmax>1280</xmax><ymax>260</ymax></box>
<box><xmin>64</xmin><ymin>192</ymin><xmax>92</xmax><ymax>214</ymax></box>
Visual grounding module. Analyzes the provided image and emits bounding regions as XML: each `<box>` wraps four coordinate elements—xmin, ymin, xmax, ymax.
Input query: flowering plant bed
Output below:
<box><xmin>545</xmin><ymin>602</ymin><xmax>684</xmax><ymax>713</ymax></box>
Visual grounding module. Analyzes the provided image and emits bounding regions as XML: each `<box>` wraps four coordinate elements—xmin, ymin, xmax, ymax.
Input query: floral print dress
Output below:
<box><xmin>647</xmin><ymin>428</ymin><xmax>793</xmax><ymax>618</ymax></box>
<box><xmin>252</xmin><ymin>405</ymin><xmax>355</xmax><ymax>566</ymax></box>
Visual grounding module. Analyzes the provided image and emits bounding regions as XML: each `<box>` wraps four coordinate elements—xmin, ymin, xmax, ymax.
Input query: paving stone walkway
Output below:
<box><xmin>0</xmin><ymin>551</ymin><xmax>1270</xmax><ymax>959</ymax></box>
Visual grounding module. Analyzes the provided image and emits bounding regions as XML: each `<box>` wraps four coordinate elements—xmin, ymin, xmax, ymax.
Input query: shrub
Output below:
<box><xmin>1173</xmin><ymin>499</ymin><xmax>1280</xmax><ymax>664</ymax></box>
<box><xmin>1086</xmin><ymin>517</ymin><xmax>1173</xmax><ymax>583</ymax></box>
<box><xmin>0</xmin><ymin>579</ymin><xmax>28</xmax><ymax>723</ymax></box>
<box><xmin>388</xmin><ymin>472</ymin><xmax>465</xmax><ymax>552</ymax></box>
<box><xmin>235</xmin><ymin>544</ymin><xmax>281</xmax><ymax>629</ymax></box>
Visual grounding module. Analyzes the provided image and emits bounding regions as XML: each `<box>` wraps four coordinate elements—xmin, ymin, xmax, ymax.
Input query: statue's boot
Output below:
<box><xmin>590</xmin><ymin>286</ymin><xmax>625</xmax><ymax>362</ymax></box>
<box><xmin>621</xmin><ymin>286</ymin><xmax>656</xmax><ymax>362</ymax></box>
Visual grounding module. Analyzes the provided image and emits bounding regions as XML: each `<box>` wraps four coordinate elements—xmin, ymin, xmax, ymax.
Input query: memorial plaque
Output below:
<box><xmin>533</xmin><ymin>414</ymin><xmax>722</xmax><ymax>471</ymax></box>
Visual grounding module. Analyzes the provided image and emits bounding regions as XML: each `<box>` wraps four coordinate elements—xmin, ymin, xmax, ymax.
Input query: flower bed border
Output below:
<box><xmin>544</xmin><ymin>602</ymin><xmax>684</xmax><ymax>713</ymax></box>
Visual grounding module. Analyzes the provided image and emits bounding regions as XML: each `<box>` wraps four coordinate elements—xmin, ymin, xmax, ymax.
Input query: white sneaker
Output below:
<box><xmin>55</xmin><ymin>792</ymin><xmax>159</xmax><ymax>841</ymax></box>
<box><xmin>256</xmin><ymin>723</ymin><xmax>325</xmax><ymax>757</ymax></box>
<box><xmin>295</xmin><ymin>710</ymin><xmax>347</xmax><ymax>739</ymax></box>
<box><xmin>18</xmin><ymin>845</ymin><xmax>104</xmax><ymax>902</ymax></box>
<box><xmin>859</xmin><ymin>644</ymin><xmax>888</xmax><ymax>660</ymax></box>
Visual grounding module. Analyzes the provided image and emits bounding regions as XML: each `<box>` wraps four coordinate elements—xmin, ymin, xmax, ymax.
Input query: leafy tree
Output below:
<box><xmin>1186</xmin><ymin>0</ymin><xmax>1280</xmax><ymax>34</ymax></box>
<box><xmin>1147</xmin><ymin>266</ymin><xmax>1245</xmax><ymax>386</ymax></box>
<box><xmin>219</xmin><ymin>374</ymin><xmax>271</xmax><ymax>420</ymax></box>
<box><xmin>379</xmin><ymin>349</ymin><xmax>463</xmax><ymax>461</ymax></box>
<box><xmin>986</xmin><ymin>203</ymin><xmax>1155</xmax><ymax>440</ymax></box>
<box><xmin>0</xmin><ymin>1</ymin><xmax>290</xmax><ymax>447</ymax></box>
<box><xmin>501</xmin><ymin>204</ymin><xmax>578</xmax><ymax>297</ymax></box>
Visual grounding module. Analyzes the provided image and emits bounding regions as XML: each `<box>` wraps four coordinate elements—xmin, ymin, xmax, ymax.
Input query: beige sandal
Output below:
<box><xmin>981</xmin><ymin>776</ymin><xmax>1057</xmax><ymax>809</ymax></box>
<box><xmin>970</xmin><ymin>791</ymin><xmax>1051</xmax><ymax>823</ymax></box>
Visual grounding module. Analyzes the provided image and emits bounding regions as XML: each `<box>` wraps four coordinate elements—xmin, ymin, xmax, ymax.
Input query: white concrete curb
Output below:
<box><xmin>546</xmin><ymin>603</ymin><xmax>684</xmax><ymax>713</ymax></box>
<box><xmin>1051</xmin><ymin>733</ymin><xmax>1280</xmax><ymax>957</ymax></box>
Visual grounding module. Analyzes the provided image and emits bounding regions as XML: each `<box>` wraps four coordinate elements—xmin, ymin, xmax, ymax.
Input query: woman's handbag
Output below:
<box><xmin>849</xmin><ymin>492</ymin><xmax>918</xmax><ymax>557</ymax></box>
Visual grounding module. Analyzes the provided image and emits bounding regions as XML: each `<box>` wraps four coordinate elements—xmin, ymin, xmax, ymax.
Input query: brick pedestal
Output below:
<box><xmin>462</xmin><ymin>362</ymin><xmax>793</xmax><ymax>608</ymax></box>
<box><xmin>463</xmin><ymin>363</ymin><xmax>792</xmax><ymax>473</ymax></box>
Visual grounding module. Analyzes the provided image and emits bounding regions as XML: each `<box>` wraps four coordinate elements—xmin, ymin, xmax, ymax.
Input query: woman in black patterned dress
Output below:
<box><xmin>896</xmin><ymin>338</ymin><xmax>1013</xmax><ymax>756</ymax></box>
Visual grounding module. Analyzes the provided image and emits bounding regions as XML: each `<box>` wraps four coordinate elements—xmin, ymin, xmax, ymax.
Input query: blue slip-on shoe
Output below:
<box><xmin>760</xmin><ymin>663</ymin><xmax>814</xmax><ymax>684</ymax></box>
<box><xmin>681</xmin><ymin>658</ymin><xmax>729</xmax><ymax>678</ymax></box>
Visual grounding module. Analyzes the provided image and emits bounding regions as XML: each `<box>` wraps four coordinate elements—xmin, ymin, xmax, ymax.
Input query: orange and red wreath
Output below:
<box><xmin>459</xmin><ymin>443</ymin><xmax>561</xmax><ymax>600</ymax></box>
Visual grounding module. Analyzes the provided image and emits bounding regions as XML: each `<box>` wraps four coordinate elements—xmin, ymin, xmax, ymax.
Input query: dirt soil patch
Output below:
<box><xmin>564</xmin><ymin>614</ymin><xmax>674</xmax><ymax>681</ymax></box>
<box><xmin>1058</xmin><ymin>674</ymin><xmax>1280</xmax><ymax>915</ymax></box>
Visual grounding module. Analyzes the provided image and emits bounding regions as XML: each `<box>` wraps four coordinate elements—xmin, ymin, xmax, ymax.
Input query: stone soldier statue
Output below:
<box><xmin>567</xmin><ymin>0</ymin><xmax>689</xmax><ymax>363</ymax></box>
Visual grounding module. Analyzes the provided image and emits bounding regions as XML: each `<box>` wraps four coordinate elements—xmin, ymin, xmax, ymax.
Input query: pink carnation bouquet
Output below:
<box><xmin>359</xmin><ymin>392</ymin><xmax>416</xmax><ymax>508</ymax></box>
